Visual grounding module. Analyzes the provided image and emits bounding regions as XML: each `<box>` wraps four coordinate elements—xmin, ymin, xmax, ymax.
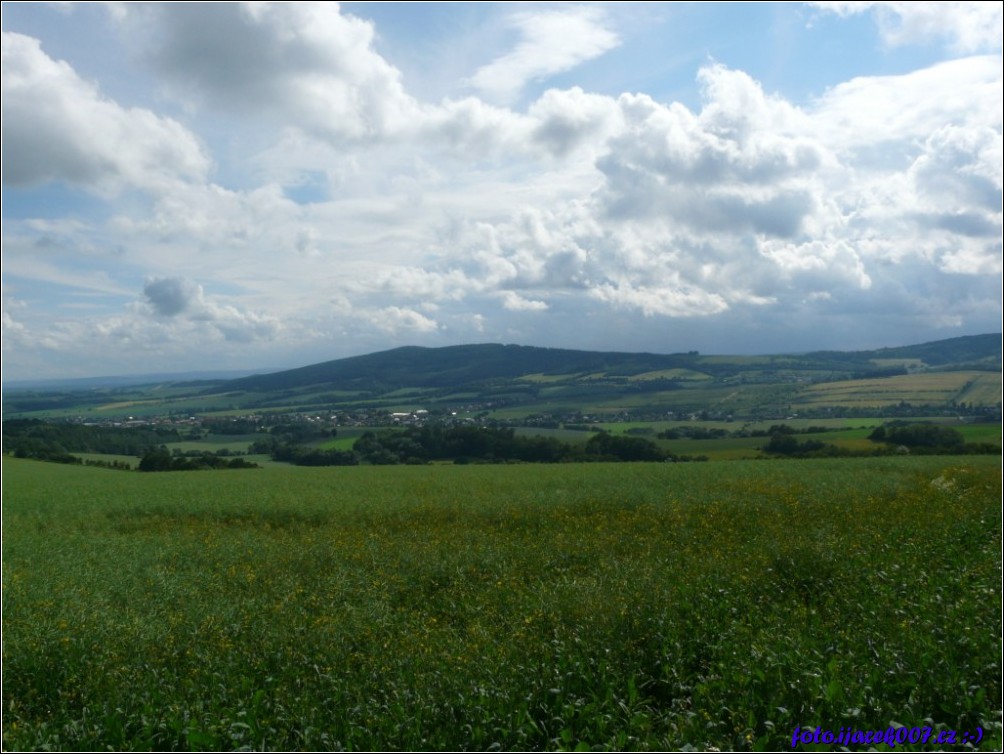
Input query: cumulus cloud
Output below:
<box><xmin>143</xmin><ymin>277</ymin><xmax>201</xmax><ymax>317</ymax></box>
<box><xmin>122</xmin><ymin>2</ymin><xmax>420</xmax><ymax>143</ymax></box>
<box><xmin>905</xmin><ymin>125</ymin><xmax>1003</xmax><ymax>275</ymax></box>
<box><xmin>374</xmin><ymin>266</ymin><xmax>474</xmax><ymax>302</ymax></box>
<box><xmin>909</xmin><ymin>125</ymin><xmax>1003</xmax><ymax>212</ymax></box>
<box><xmin>2</xmin><ymin>309</ymin><xmax>28</xmax><ymax>342</ymax></box>
<box><xmin>809</xmin><ymin>56</ymin><xmax>1002</xmax><ymax>151</ymax></box>
<box><xmin>528</xmin><ymin>87</ymin><xmax>624</xmax><ymax>158</ymax></box>
<box><xmin>468</xmin><ymin>7</ymin><xmax>620</xmax><ymax>104</ymax></box>
<box><xmin>371</xmin><ymin>55</ymin><xmax>999</xmax><ymax>330</ymax></box>
<box><xmin>209</xmin><ymin>306</ymin><xmax>282</xmax><ymax>343</ymax></box>
<box><xmin>3</xmin><ymin>4</ymin><xmax>1001</xmax><ymax>380</ymax></box>
<box><xmin>757</xmin><ymin>239</ymin><xmax>873</xmax><ymax>290</ymax></box>
<box><xmin>0</xmin><ymin>283</ymin><xmax>286</xmax><ymax>378</ymax></box>
<box><xmin>812</xmin><ymin>2</ymin><xmax>1003</xmax><ymax>52</ymax></box>
<box><xmin>142</xmin><ymin>277</ymin><xmax>280</xmax><ymax>342</ymax></box>
<box><xmin>500</xmin><ymin>291</ymin><xmax>549</xmax><ymax>312</ymax></box>
<box><xmin>420</xmin><ymin>96</ymin><xmax>534</xmax><ymax>160</ymax></box>
<box><xmin>17</xmin><ymin>40</ymin><xmax>992</xmax><ymax>348</ymax></box>
<box><xmin>100</xmin><ymin>3</ymin><xmax>618</xmax><ymax>166</ymax></box>
<box><xmin>1</xmin><ymin>31</ymin><xmax>209</xmax><ymax>191</ymax></box>
<box><xmin>594</xmin><ymin>66</ymin><xmax>826</xmax><ymax>244</ymax></box>
<box><xmin>801</xmin><ymin>61</ymin><xmax>1002</xmax><ymax>277</ymax></box>
<box><xmin>591</xmin><ymin>282</ymin><xmax>730</xmax><ymax>318</ymax></box>
<box><xmin>111</xmin><ymin>2</ymin><xmax>576</xmax><ymax>163</ymax></box>
<box><xmin>371</xmin><ymin>306</ymin><xmax>440</xmax><ymax>335</ymax></box>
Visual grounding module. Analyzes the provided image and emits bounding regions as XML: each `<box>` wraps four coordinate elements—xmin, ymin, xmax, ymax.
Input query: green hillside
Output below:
<box><xmin>218</xmin><ymin>344</ymin><xmax>705</xmax><ymax>393</ymax></box>
<box><xmin>3</xmin><ymin>335</ymin><xmax>1000</xmax><ymax>421</ymax></box>
<box><xmin>220</xmin><ymin>334</ymin><xmax>1002</xmax><ymax>394</ymax></box>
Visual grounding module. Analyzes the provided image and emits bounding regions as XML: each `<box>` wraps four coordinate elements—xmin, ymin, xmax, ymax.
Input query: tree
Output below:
<box><xmin>585</xmin><ymin>432</ymin><xmax>667</xmax><ymax>461</ymax></box>
<box><xmin>138</xmin><ymin>450</ymin><xmax>174</xmax><ymax>471</ymax></box>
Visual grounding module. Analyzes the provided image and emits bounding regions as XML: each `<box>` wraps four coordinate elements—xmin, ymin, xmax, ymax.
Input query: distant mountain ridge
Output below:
<box><xmin>219</xmin><ymin>343</ymin><xmax>694</xmax><ymax>393</ymax></box>
<box><xmin>220</xmin><ymin>334</ymin><xmax>1002</xmax><ymax>394</ymax></box>
<box><xmin>3</xmin><ymin>334</ymin><xmax>998</xmax><ymax>419</ymax></box>
<box><xmin>3</xmin><ymin>368</ymin><xmax>275</xmax><ymax>392</ymax></box>
<box><xmin>844</xmin><ymin>333</ymin><xmax>1001</xmax><ymax>366</ymax></box>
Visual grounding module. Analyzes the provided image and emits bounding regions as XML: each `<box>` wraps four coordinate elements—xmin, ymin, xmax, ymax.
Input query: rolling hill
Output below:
<box><xmin>3</xmin><ymin>334</ymin><xmax>1000</xmax><ymax>420</ymax></box>
<box><xmin>220</xmin><ymin>334</ymin><xmax>1002</xmax><ymax>395</ymax></box>
<box><xmin>218</xmin><ymin>343</ymin><xmax>706</xmax><ymax>393</ymax></box>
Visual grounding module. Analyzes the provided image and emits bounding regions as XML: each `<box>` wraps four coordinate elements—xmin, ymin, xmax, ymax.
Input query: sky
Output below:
<box><xmin>2</xmin><ymin>2</ymin><xmax>1002</xmax><ymax>381</ymax></box>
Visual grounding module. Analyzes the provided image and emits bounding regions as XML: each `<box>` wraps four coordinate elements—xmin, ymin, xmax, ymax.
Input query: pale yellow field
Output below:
<box><xmin>955</xmin><ymin>373</ymin><xmax>1003</xmax><ymax>405</ymax></box>
<box><xmin>515</xmin><ymin>372</ymin><xmax>578</xmax><ymax>383</ymax></box>
<box><xmin>869</xmin><ymin>358</ymin><xmax>925</xmax><ymax>369</ymax></box>
<box><xmin>95</xmin><ymin>399</ymin><xmax>161</xmax><ymax>411</ymax></box>
<box><xmin>628</xmin><ymin>369</ymin><xmax>713</xmax><ymax>381</ymax></box>
<box><xmin>795</xmin><ymin>370</ymin><xmax>1001</xmax><ymax>407</ymax></box>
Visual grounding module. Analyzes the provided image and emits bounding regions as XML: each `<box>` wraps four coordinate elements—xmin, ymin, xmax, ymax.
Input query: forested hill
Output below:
<box><xmin>219</xmin><ymin>334</ymin><xmax>1001</xmax><ymax>394</ymax></box>
<box><xmin>217</xmin><ymin>344</ymin><xmax>694</xmax><ymax>392</ymax></box>
<box><xmin>809</xmin><ymin>333</ymin><xmax>1002</xmax><ymax>369</ymax></box>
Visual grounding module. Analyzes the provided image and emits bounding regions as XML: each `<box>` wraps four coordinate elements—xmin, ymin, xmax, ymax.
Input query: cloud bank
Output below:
<box><xmin>1</xmin><ymin>2</ymin><xmax>1000</xmax><ymax>379</ymax></box>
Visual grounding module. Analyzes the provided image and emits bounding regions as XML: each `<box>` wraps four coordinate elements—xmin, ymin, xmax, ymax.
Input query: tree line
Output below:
<box><xmin>3</xmin><ymin>419</ymin><xmax>182</xmax><ymax>462</ymax></box>
<box><xmin>2</xmin><ymin>420</ymin><xmax>260</xmax><ymax>471</ymax></box>
<box><xmin>266</xmin><ymin>425</ymin><xmax>682</xmax><ymax>466</ymax></box>
<box><xmin>137</xmin><ymin>450</ymin><xmax>259</xmax><ymax>471</ymax></box>
<box><xmin>760</xmin><ymin>423</ymin><xmax>999</xmax><ymax>458</ymax></box>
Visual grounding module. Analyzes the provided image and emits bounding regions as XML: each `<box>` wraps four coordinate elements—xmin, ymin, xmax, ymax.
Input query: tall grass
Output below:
<box><xmin>3</xmin><ymin>457</ymin><xmax>1000</xmax><ymax>751</ymax></box>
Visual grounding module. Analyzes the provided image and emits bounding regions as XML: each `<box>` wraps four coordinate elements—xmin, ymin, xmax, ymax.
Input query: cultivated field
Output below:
<box><xmin>2</xmin><ymin>457</ymin><xmax>1001</xmax><ymax>751</ymax></box>
<box><xmin>794</xmin><ymin>371</ymin><xmax>1001</xmax><ymax>409</ymax></box>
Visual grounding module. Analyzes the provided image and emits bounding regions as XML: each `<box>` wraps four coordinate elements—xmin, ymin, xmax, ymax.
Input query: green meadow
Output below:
<box><xmin>3</xmin><ymin>456</ymin><xmax>1001</xmax><ymax>751</ymax></box>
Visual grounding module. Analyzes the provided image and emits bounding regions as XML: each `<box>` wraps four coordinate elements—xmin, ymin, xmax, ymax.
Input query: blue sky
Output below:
<box><xmin>2</xmin><ymin>2</ymin><xmax>1001</xmax><ymax>380</ymax></box>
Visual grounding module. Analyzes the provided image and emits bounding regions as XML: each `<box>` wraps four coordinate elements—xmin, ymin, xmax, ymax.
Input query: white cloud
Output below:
<box><xmin>96</xmin><ymin>3</ymin><xmax>625</xmax><ymax>172</ymax></box>
<box><xmin>112</xmin><ymin>2</ymin><xmax>587</xmax><ymax>165</ymax></box>
<box><xmin>371</xmin><ymin>306</ymin><xmax>440</xmax><ymax>335</ymax></box>
<box><xmin>808</xmin><ymin>56</ymin><xmax>1002</xmax><ymax>151</ymax></box>
<box><xmin>1</xmin><ymin>31</ymin><xmax>209</xmax><ymax>192</ymax></box>
<box><xmin>500</xmin><ymin>291</ymin><xmax>549</xmax><ymax>312</ymax></box>
<box><xmin>909</xmin><ymin>125</ymin><xmax>1003</xmax><ymax>212</ymax></box>
<box><xmin>2</xmin><ymin>4</ymin><xmax>1001</xmax><ymax>380</ymax></box>
<box><xmin>591</xmin><ymin>282</ymin><xmax>730</xmax><ymax>318</ymax></box>
<box><xmin>421</xmin><ymin>96</ymin><xmax>534</xmax><ymax>160</ymax></box>
<box><xmin>595</xmin><ymin>66</ymin><xmax>826</xmax><ymax>237</ymax></box>
<box><xmin>120</xmin><ymin>2</ymin><xmax>420</xmax><ymax>143</ymax></box>
<box><xmin>391</xmin><ymin>57</ymin><xmax>1000</xmax><ymax>331</ymax></box>
<box><xmin>141</xmin><ymin>276</ymin><xmax>280</xmax><ymax>343</ymax></box>
<box><xmin>2</xmin><ymin>309</ymin><xmax>28</xmax><ymax>339</ymax></box>
<box><xmin>468</xmin><ymin>7</ymin><xmax>620</xmax><ymax>104</ymax></box>
<box><xmin>812</xmin><ymin>2</ymin><xmax>1003</xmax><ymax>52</ymax></box>
<box><xmin>804</xmin><ymin>62</ymin><xmax>1002</xmax><ymax>276</ymax></box>
<box><xmin>374</xmin><ymin>266</ymin><xmax>475</xmax><ymax>302</ymax></box>
<box><xmin>758</xmin><ymin>239</ymin><xmax>873</xmax><ymax>290</ymax></box>
<box><xmin>528</xmin><ymin>87</ymin><xmax>624</xmax><ymax>158</ymax></box>
<box><xmin>1</xmin><ymin>287</ymin><xmax>282</xmax><ymax>379</ymax></box>
<box><xmin>144</xmin><ymin>277</ymin><xmax>200</xmax><ymax>317</ymax></box>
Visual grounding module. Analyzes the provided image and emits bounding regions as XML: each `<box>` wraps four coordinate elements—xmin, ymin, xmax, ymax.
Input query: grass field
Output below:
<box><xmin>3</xmin><ymin>457</ymin><xmax>1001</xmax><ymax>751</ymax></box>
<box><xmin>166</xmin><ymin>434</ymin><xmax>264</xmax><ymax>454</ymax></box>
<box><xmin>84</xmin><ymin>418</ymin><xmax>1004</xmax><ymax>465</ymax></box>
